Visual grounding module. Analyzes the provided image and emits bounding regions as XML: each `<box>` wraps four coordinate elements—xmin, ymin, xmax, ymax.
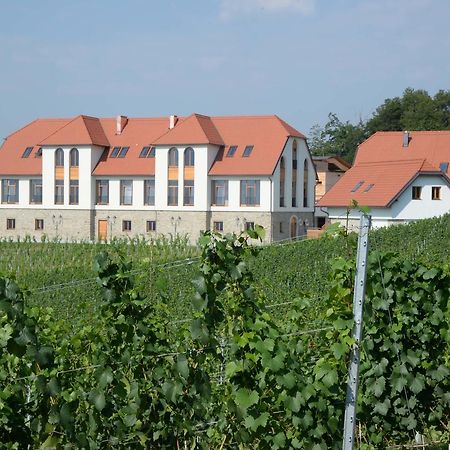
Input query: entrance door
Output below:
<box><xmin>98</xmin><ymin>220</ymin><xmax>108</xmax><ymax>241</ymax></box>
<box><xmin>290</xmin><ymin>216</ymin><xmax>297</xmax><ymax>239</ymax></box>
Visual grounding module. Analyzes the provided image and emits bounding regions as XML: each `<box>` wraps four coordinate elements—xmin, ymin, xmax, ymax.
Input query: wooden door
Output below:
<box><xmin>98</xmin><ymin>220</ymin><xmax>108</xmax><ymax>241</ymax></box>
<box><xmin>290</xmin><ymin>216</ymin><xmax>297</xmax><ymax>239</ymax></box>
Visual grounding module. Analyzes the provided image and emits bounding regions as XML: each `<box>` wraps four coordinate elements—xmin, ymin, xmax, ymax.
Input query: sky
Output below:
<box><xmin>1</xmin><ymin>0</ymin><xmax>449</xmax><ymax>141</ymax></box>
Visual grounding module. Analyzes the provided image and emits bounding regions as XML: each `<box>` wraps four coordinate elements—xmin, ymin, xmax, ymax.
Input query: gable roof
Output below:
<box><xmin>319</xmin><ymin>131</ymin><xmax>450</xmax><ymax>208</ymax></box>
<box><xmin>40</xmin><ymin>115</ymin><xmax>109</xmax><ymax>147</ymax></box>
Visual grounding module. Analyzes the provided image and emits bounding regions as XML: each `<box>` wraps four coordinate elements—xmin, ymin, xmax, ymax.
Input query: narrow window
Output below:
<box><xmin>351</xmin><ymin>181</ymin><xmax>364</xmax><ymax>192</ymax></box>
<box><xmin>226</xmin><ymin>146</ymin><xmax>237</xmax><ymax>157</ymax></box>
<box><xmin>35</xmin><ymin>219</ymin><xmax>44</xmax><ymax>230</ymax></box>
<box><xmin>240</xmin><ymin>180</ymin><xmax>260</xmax><ymax>206</ymax></box>
<box><xmin>110</xmin><ymin>147</ymin><xmax>121</xmax><ymax>158</ymax></box>
<box><xmin>2</xmin><ymin>179</ymin><xmax>19</xmax><ymax>204</ymax></box>
<box><xmin>364</xmin><ymin>183</ymin><xmax>374</xmax><ymax>193</ymax></box>
<box><xmin>139</xmin><ymin>146</ymin><xmax>150</xmax><ymax>158</ymax></box>
<box><xmin>55</xmin><ymin>180</ymin><xmax>64</xmax><ymax>204</ymax></box>
<box><xmin>146</xmin><ymin>220</ymin><xmax>157</xmax><ymax>232</ymax></box>
<box><xmin>279</xmin><ymin>222</ymin><xmax>283</xmax><ymax>233</ymax></box>
<box><xmin>69</xmin><ymin>180</ymin><xmax>79</xmax><ymax>205</ymax></box>
<box><xmin>96</xmin><ymin>180</ymin><xmax>109</xmax><ymax>205</ymax></box>
<box><xmin>213</xmin><ymin>221</ymin><xmax>224</xmax><ymax>232</ymax></box>
<box><xmin>168</xmin><ymin>180</ymin><xmax>178</xmax><ymax>206</ymax></box>
<box><xmin>412</xmin><ymin>186</ymin><xmax>422</xmax><ymax>200</ymax></box>
<box><xmin>183</xmin><ymin>180</ymin><xmax>194</xmax><ymax>206</ymax></box>
<box><xmin>211</xmin><ymin>180</ymin><xmax>228</xmax><ymax>206</ymax></box>
<box><xmin>149</xmin><ymin>147</ymin><xmax>156</xmax><ymax>157</ymax></box>
<box><xmin>242</xmin><ymin>145</ymin><xmax>253</xmax><ymax>157</ymax></box>
<box><xmin>55</xmin><ymin>148</ymin><xmax>64</xmax><ymax>166</ymax></box>
<box><xmin>122</xmin><ymin>220</ymin><xmax>132</xmax><ymax>231</ymax></box>
<box><xmin>245</xmin><ymin>221</ymin><xmax>255</xmax><ymax>231</ymax></box>
<box><xmin>70</xmin><ymin>148</ymin><xmax>79</xmax><ymax>167</ymax></box>
<box><xmin>30</xmin><ymin>179</ymin><xmax>43</xmax><ymax>204</ymax></box>
<box><xmin>22</xmin><ymin>147</ymin><xmax>33</xmax><ymax>158</ymax></box>
<box><xmin>144</xmin><ymin>179</ymin><xmax>155</xmax><ymax>206</ymax></box>
<box><xmin>118</xmin><ymin>147</ymin><xmax>129</xmax><ymax>158</ymax></box>
<box><xmin>279</xmin><ymin>157</ymin><xmax>285</xmax><ymax>207</ymax></box>
<box><xmin>184</xmin><ymin>147</ymin><xmax>195</xmax><ymax>166</ymax></box>
<box><xmin>432</xmin><ymin>186</ymin><xmax>441</xmax><ymax>200</ymax></box>
<box><xmin>120</xmin><ymin>180</ymin><xmax>133</xmax><ymax>205</ymax></box>
<box><xmin>168</xmin><ymin>147</ymin><xmax>178</xmax><ymax>166</ymax></box>
<box><xmin>292</xmin><ymin>141</ymin><xmax>297</xmax><ymax>207</ymax></box>
<box><xmin>303</xmin><ymin>159</ymin><xmax>309</xmax><ymax>207</ymax></box>
<box><xmin>6</xmin><ymin>218</ymin><xmax>15</xmax><ymax>230</ymax></box>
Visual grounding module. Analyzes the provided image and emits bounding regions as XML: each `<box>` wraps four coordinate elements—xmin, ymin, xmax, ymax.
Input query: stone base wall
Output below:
<box><xmin>0</xmin><ymin>209</ymin><xmax>92</xmax><ymax>241</ymax></box>
<box><xmin>271</xmin><ymin>211</ymin><xmax>314</xmax><ymax>241</ymax></box>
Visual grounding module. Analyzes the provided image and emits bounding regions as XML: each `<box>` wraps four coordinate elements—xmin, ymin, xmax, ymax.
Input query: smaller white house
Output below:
<box><xmin>318</xmin><ymin>131</ymin><xmax>450</xmax><ymax>229</ymax></box>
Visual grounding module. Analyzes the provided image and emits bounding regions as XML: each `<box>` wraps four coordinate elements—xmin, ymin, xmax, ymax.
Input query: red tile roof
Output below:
<box><xmin>0</xmin><ymin>119</ymin><xmax>70</xmax><ymax>175</ymax></box>
<box><xmin>0</xmin><ymin>114</ymin><xmax>306</xmax><ymax>176</ymax></box>
<box><xmin>319</xmin><ymin>131</ymin><xmax>450</xmax><ymax>208</ymax></box>
<box><xmin>40</xmin><ymin>115</ymin><xmax>109</xmax><ymax>147</ymax></box>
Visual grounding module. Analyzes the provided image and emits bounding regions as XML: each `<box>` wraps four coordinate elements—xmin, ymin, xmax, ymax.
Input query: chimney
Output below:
<box><xmin>116</xmin><ymin>115</ymin><xmax>128</xmax><ymax>135</ymax></box>
<box><xmin>402</xmin><ymin>131</ymin><xmax>410</xmax><ymax>147</ymax></box>
<box><xmin>169</xmin><ymin>115</ymin><xmax>178</xmax><ymax>130</ymax></box>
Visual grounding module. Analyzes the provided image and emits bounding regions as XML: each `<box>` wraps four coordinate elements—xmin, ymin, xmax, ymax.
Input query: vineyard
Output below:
<box><xmin>1</xmin><ymin>215</ymin><xmax>450</xmax><ymax>448</ymax></box>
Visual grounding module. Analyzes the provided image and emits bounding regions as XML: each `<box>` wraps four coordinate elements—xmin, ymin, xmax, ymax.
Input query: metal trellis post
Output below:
<box><xmin>342</xmin><ymin>213</ymin><xmax>371</xmax><ymax>450</ymax></box>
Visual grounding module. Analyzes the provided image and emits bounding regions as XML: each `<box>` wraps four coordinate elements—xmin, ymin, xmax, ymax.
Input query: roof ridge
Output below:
<box><xmin>81</xmin><ymin>116</ymin><xmax>109</xmax><ymax>146</ymax></box>
<box><xmin>356</xmin><ymin>158</ymin><xmax>426</xmax><ymax>166</ymax></box>
<box><xmin>37</xmin><ymin>116</ymin><xmax>81</xmax><ymax>145</ymax></box>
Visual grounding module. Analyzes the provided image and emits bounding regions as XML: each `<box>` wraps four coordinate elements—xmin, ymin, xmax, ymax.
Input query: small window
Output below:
<box><xmin>122</xmin><ymin>220</ymin><xmax>132</xmax><ymax>232</ymax></box>
<box><xmin>35</xmin><ymin>219</ymin><xmax>44</xmax><ymax>230</ymax></box>
<box><xmin>55</xmin><ymin>148</ymin><xmax>64</xmax><ymax>166</ymax></box>
<box><xmin>35</xmin><ymin>147</ymin><xmax>43</xmax><ymax>158</ymax></box>
<box><xmin>213</xmin><ymin>221</ymin><xmax>223</xmax><ymax>232</ymax></box>
<box><xmin>146</xmin><ymin>220</ymin><xmax>156</xmax><ymax>232</ymax></box>
<box><xmin>139</xmin><ymin>146</ymin><xmax>150</xmax><ymax>158</ymax></box>
<box><xmin>149</xmin><ymin>147</ymin><xmax>156</xmax><ymax>157</ymax></box>
<box><xmin>245</xmin><ymin>221</ymin><xmax>255</xmax><ymax>231</ymax></box>
<box><xmin>70</xmin><ymin>148</ymin><xmax>79</xmax><ymax>167</ymax></box>
<box><xmin>226</xmin><ymin>146</ymin><xmax>237</xmax><ymax>157</ymax></box>
<box><xmin>110</xmin><ymin>147</ymin><xmax>121</xmax><ymax>158</ymax></box>
<box><xmin>118</xmin><ymin>147</ymin><xmax>129</xmax><ymax>158</ymax></box>
<box><xmin>439</xmin><ymin>162</ymin><xmax>448</xmax><ymax>173</ymax></box>
<box><xmin>6</xmin><ymin>218</ymin><xmax>15</xmax><ymax>230</ymax></box>
<box><xmin>432</xmin><ymin>186</ymin><xmax>441</xmax><ymax>200</ymax></box>
<box><xmin>242</xmin><ymin>145</ymin><xmax>253</xmax><ymax>157</ymax></box>
<box><xmin>279</xmin><ymin>222</ymin><xmax>283</xmax><ymax>233</ymax></box>
<box><xmin>22</xmin><ymin>147</ymin><xmax>33</xmax><ymax>158</ymax></box>
<box><xmin>364</xmin><ymin>183</ymin><xmax>374</xmax><ymax>193</ymax></box>
<box><xmin>351</xmin><ymin>181</ymin><xmax>364</xmax><ymax>192</ymax></box>
<box><xmin>412</xmin><ymin>186</ymin><xmax>422</xmax><ymax>200</ymax></box>
<box><xmin>120</xmin><ymin>180</ymin><xmax>133</xmax><ymax>205</ymax></box>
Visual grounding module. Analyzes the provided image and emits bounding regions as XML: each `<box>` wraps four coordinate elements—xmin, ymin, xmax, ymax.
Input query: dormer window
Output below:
<box><xmin>351</xmin><ymin>181</ymin><xmax>364</xmax><ymax>192</ymax></box>
<box><xmin>226</xmin><ymin>145</ymin><xmax>237</xmax><ymax>157</ymax></box>
<box><xmin>35</xmin><ymin>147</ymin><xmax>42</xmax><ymax>158</ymax></box>
<box><xmin>22</xmin><ymin>147</ymin><xmax>33</xmax><ymax>158</ymax></box>
<box><xmin>242</xmin><ymin>145</ymin><xmax>253</xmax><ymax>157</ymax></box>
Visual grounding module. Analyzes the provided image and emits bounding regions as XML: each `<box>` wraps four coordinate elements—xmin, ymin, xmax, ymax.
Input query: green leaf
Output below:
<box><xmin>373</xmin><ymin>399</ymin><xmax>390</xmax><ymax>416</ymax></box>
<box><xmin>98</xmin><ymin>367</ymin><xmax>114</xmax><ymax>389</ymax></box>
<box><xmin>410</xmin><ymin>376</ymin><xmax>425</xmax><ymax>394</ymax></box>
<box><xmin>234</xmin><ymin>388</ymin><xmax>259</xmax><ymax>410</ymax></box>
<box><xmin>372</xmin><ymin>376</ymin><xmax>386</xmax><ymax>397</ymax></box>
<box><xmin>90</xmin><ymin>390</ymin><xmax>106</xmax><ymax>411</ymax></box>
<box><xmin>176</xmin><ymin>354</ymin><xmax>189</xmax><ymax>379</ymax></box>
<box><xmin>331</xmin><ymin>342</ymin><xmax>347</xmax><ymax>359</ymax></box>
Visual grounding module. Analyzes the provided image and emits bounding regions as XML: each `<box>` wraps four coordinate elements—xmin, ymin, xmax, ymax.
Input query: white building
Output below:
<box><xmin>318</xmin><ymin>131</ymin><xmax>450</xmax><ymax>229</ymax></box>
<box><xmin>0</xmin><ymin>113</ymin><xmax>315</xmax><ymax>243</ymax></box>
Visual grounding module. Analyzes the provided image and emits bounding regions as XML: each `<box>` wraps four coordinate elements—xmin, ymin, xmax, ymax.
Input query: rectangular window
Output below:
<box><xmin>144</xmin><ymin>179</ymin><xmax>155</xmax><ymax>206</ymax></box>
<box><xmin>432</xmin><ymin>186</ymin><xmax>441</xmax><ymax>200</ymax></box>
<box><xmin>96</xmin><ymin>180</ymin><xmax>109</xmax><ymax>205</ymax></box>
<box><xmin>279</xmin><ymin>222</ymin><xmax>283</xmax><ymax>233</ymax></box>
<box><xmin>139</xmin><ymin>146</ymin><xmax>150</xmax><ymax>158</ymax></box>
<box><xmin>29</xmin><ymin>179</ymin><xmax>42</xmax><ymax>204</ymax></box>
<box><xmin>118</xmin><ymin>147</ymin><xmax>129</xmax><ymax>158</ymax></box>
<box><xmin>6</xmin><ymin>218</ymin><xmax>15</xmax><ymax>230</ymax></box>
<box><xmin>120</xmin><ymin>180</ymin><xmax>133</xmax><ymax>205</ymax></box>
<box><xmin>183</xmin><ymin>180</ymin><xmax>194</xmax><ymax>206</ymax></box>
<box><xmin>439</xmin><ymin>162</ymin><xmax>448</xmax><ymax>172</ymax></box>
<box><xmin>54</xmin><ymin>180</ymin><xmax>64</xmax><ymax>204</ymax></box>
<box><xmin>240</xmin><ymin>180</ymin><xmax>260</xmax><ymax>206</ymax></box>
<box><xmin>351</xmin><ymin>181</ymin><xmax>364</xmax><ymax>192</ymax></box>
<box><xmin>213</xmin><ymin>221</ymin><xmax>224</xmax><ymax>232</ymax></box>
<box><xmin>122</xmin><ymin>220</ymin><xmax>132</xmax><ymax>231</ymax></box>
<box><xmin>211</xmin><ymin>180</ymin><xmax>228</xmax><ymax>206</ymax></box>
<box><xmin>69</xmin><ymin>180</ymin><xmax>79</xmax><ymax>205</ymax></box>
<box><xmin>1</xmin><ymin>179</ymin><xmax>19</xmax><ymax>204</ymax></box>
<box><xmin>35</xmin><ymin>219</ymin><xmax>44</xmax><ymax>230</ymax></box>
<box><xmin>110</xmin><ymin>147</ymin><xmax>121</xmax><ymax>158</ymax></box>
<box><xmin>226</xmin><ymin>146</ymin><xmax>237</xmax><ymax>157</ymax></box>
<box><xmin>245</xmin><ymin>221</ymin><xmax>255</xmax><ymax>231</ymax></box>
<box><xmin>242</xmin><ymin>145</ymin><xmax>253</xmax><ymax>157</ymax></box>
<box><xmin>146</xmin><ymin>220</ymin><xmax>156</xmax><ymax>232</ymax></box>
<box><xmin>168</xmin><ymin>180</ymin><xmax>178</xmax><ymax>206</ymax></box>
<box><xmin>412</xmin><ymin>186</ymin><xmax>422</xmax><ymax>200</ymax></box>
<box><xmin>22</xmin><ymin>146</ymin><xmax>33</xmax><ymax>158</ymax></box>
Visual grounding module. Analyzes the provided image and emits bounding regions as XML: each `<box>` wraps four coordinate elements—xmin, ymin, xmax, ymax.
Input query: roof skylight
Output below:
<box><xmin>118</xmin><ymin>147</ymin><xmax>129</xmax><ymax>158</ymax></box>
<box><xmin>364</xmin><ymin>183</ymin><xmax>374</xmax><ymax>192</ymax></box>
<box><xmin>242</xmin><ymin>145</ymin><xmax>254</xmax><ymax>157</ymax></box>
<box><xmin>139</xmin><ymin>146</ymin><xmax>156</xmax><ymax>158</ymax></box>
<box><xmin>226</xmin><ymin>145</ymin><xmax>237</xmax><ymax>157</ymax></box>
<box><xmin>351</xmin><ymin>181</ymin><xmax>364</xmax><ymax>192</ymax></box>
<box><xmin>110</xmin><ymin>146</ymin><xmax>121</xmax><ymax>158</ymax></box>
<box><xmin>439</xmin><ymin>162</ymin><xmax>449</xmax><ymax>172</ymax></box>
<box><xmin>22</xmin><ymin>147</ymin><xmax>33</xmax><ymax>158</ymax></box>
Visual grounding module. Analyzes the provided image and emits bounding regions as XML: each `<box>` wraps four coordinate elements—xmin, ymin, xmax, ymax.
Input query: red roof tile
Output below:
<box><xmin>0</xmin><ymin>119</ymin><xmax>70</xmax><ymax>175</ymax></box>
<box><xmin>319</xmin><ymin>130</ymin><xmax>450</xmax><ymax>208</ymax></box>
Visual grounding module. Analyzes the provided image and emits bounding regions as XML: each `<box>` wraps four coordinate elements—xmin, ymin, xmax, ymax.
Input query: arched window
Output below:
<box><xmin>168</xmin><ymin>147</ymin><xmax>178</xmax><ymax>166</ymax></box>
<box><xmin>55</xmin><ymin>148</ymin><xmax>64</xmax><ymax>167</ymax></box>
<box><xmin>70</xmin><ymin>148</ymin><xmax>79</xmax><ymax>167</ymax></box>
<box><xmin>184</xmin><ymin>147</ymin><xmax>194</xmax><ymax>167</ymax></box>
<box><xmin>292</xmin><ymin>141</ymin><xmax>297</xmax><ymax>207</ymax></box>
<box><xmin>279</xmin><ymin>156</ymin><xmax>285</xmax><ymax>207</ymax></box>
<box><xmin>303</xmin><ymin>159</ymin><xmax>309</xmax><ymax>207</ymax></box>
